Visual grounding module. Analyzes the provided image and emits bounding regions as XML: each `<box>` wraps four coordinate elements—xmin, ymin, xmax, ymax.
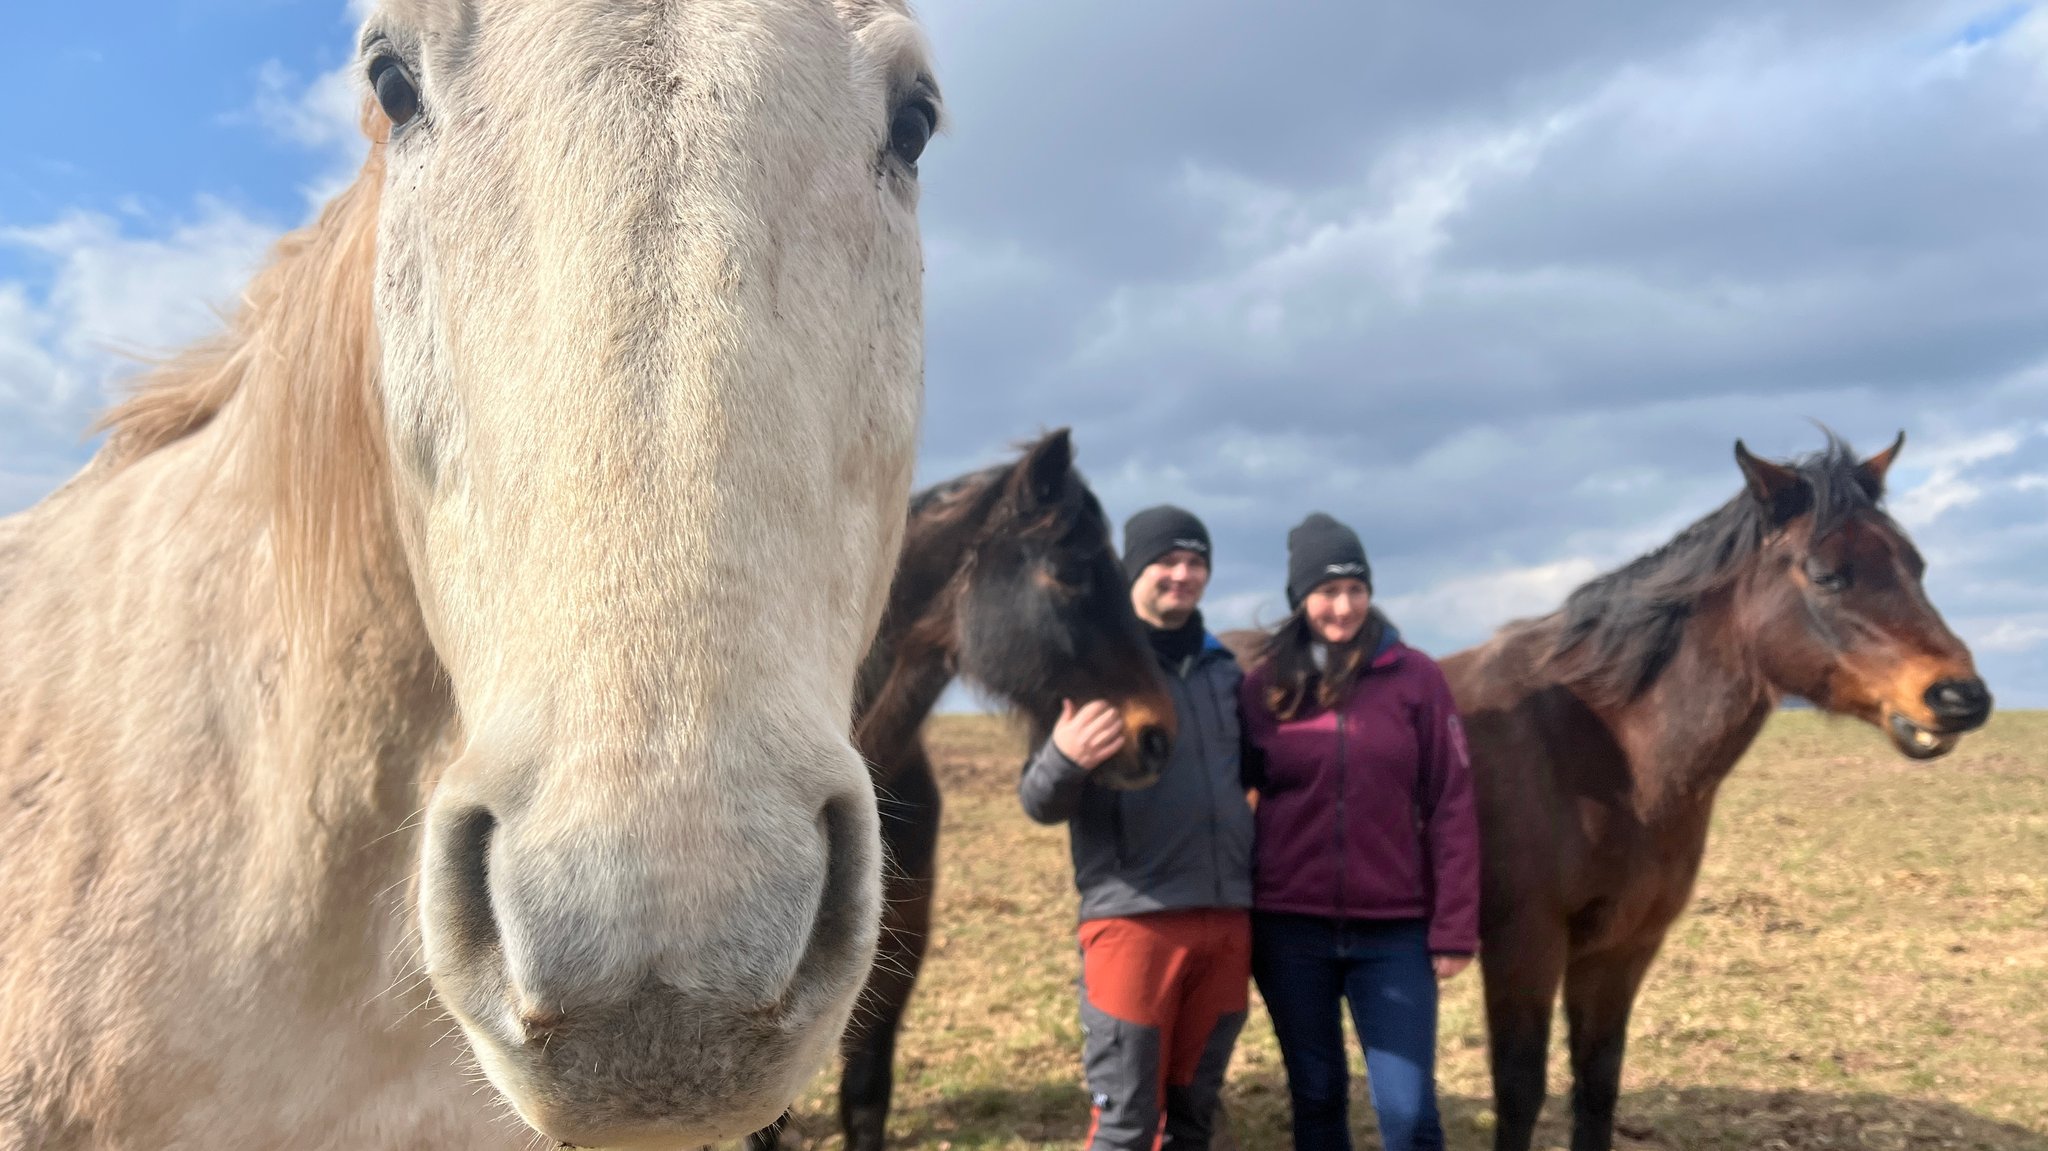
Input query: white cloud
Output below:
<box><xmin>1891</xmin><ymin>426</ymin><xmax>2039</xmax><ymax>527</ymax></box>
<box><xmin>0</xmin><ymin>45</ymin><xmax>367</xmax><ymax>476</ymax></box>
<box><xmin>1</xmin><ymin>32</ymin><xmax>368</xmax><ymax>519</ymax></box>
<box><xmin>1966</xmin><ymin>614</ymin><xmax>2048</xmax><ymax>654</ymax></box>
<box><xmin>1919</xmin><ymin>5</ymin><xmax>2048</xmax><ymax>112</ymax></box>
<box><xmin>1380</xmin><ymin>557</ymin><xmax>1606</xmax><ymax>642</ymax></box>
<box><xmin>228</xmin><ymin>59</ymin><xmax>369</xmax><ymax>212</ymax></box>
<box><xmin>1199</xmin><ymin>590</ymin><xmax>1275</xmax><ymax>633</ymax></box>
<box><xmin>0</xmin><ymin>282</ymin><xmax>76</xmax><ymax>418</ymax></box>
<box><xmin>243</xmin><ymin>59</ymin><xmax>362</xmax><ymax>154</ymax></box>
<box><xmin>0</xmin><ymin>202</ymin><xmax>279</xmax><ymax>504</ymax></box>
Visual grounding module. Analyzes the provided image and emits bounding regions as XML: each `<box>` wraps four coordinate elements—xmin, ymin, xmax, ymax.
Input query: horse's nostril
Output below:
<box><xmin>1924</xmin><ymin>677</ymin><xmax>1993</xmax><ymax>725</ymax></box>
<box><xmin>1138</xmin><ymin>726</ymin><xmax>1171</xmax><ymax>765</ymax></box>
<box><xmin>777</xmin><ymin>793</ymin><xmax>877</xmax><ymax>1016</ymax></box>
<box><xmin>519</xmin><ymin>1006</ymin><xmax>568</xmax><ymax>1044</ymax></box>
<box><xmin>435</xmin><ymin>806</ymin><xmax>501</xmax><ymax>958</ymax></box>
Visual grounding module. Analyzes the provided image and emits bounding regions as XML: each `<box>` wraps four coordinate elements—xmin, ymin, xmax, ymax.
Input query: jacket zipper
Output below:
<box><xmin>1333</xmin><ymin>710</ymin><xmax>1347</xmax><ymax>918</ymax></box>
<box><xmin>1189</xmin><ymin>655</ymin><xmax>1225</xmax><ymax>906</ymax></box>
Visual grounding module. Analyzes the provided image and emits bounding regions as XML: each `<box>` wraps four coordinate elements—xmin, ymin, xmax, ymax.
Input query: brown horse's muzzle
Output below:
<box><xmin>1091</xmin><ymin>696</ymin><xmax>1177</xmax><ymax>790</ymax></box>
<box><xmin>1883</xmin><ymin>675</ymin><xmax>1993</xmax><ymax>760</ymax></box>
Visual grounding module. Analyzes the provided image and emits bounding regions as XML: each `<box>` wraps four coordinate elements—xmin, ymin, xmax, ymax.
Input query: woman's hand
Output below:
<box><xmin>1432</xmin><ymin>954</ymin><xmax>1473</xmax><ymax>982</ymax></box>
<box><xmin>1052</xmin><ymin>699</ymin><xmax>1126</xmax><ymax>770</ymax></box>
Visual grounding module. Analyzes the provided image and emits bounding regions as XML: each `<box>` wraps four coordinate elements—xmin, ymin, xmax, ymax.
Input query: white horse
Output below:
<box><xmin>0</xmin><ymin>2</ymin><xmax>939</xmax><ymax>1147</ymax></box>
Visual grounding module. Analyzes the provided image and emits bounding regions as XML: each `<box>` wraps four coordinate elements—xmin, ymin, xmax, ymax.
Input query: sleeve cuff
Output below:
<box><xmin>1040</xmin><ymin>742</ymin><xmax>1088</xmax><ymax>779</ymax></box>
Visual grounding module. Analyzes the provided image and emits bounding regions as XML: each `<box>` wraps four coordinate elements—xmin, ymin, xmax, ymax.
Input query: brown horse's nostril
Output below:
<box><xmin>1924</xmin><ymin>677</ymin><xmax>1993</xmax><ymax>729</ymax></box>
<box><xmin>1137</xmin><ymin>725</ymin><xmax>1171</xmax><ymax>767</ymax></box>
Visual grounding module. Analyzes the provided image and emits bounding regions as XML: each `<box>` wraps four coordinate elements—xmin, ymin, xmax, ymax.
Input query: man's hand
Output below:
<box><xmin>1432</xmin><ymin>955</ymin><xmax>1473</xmax><ymax>982</ymax></box>
<box><xmin>1052</xmin><ymin>699</ymin><xmax>1126</xmax><ymax>770</ymax></box>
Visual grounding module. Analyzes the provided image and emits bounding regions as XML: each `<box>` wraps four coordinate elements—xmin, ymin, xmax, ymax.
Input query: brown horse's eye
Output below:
<box><xmin>1806</xmin><ymin>561</ymin><xmax>1851</xmax><ymax>593</ymax></box>
<box><xmin>1032</xmin><ymin>560</ymin><xmax>1087</xmax><ymax>601</ymax></box>
<box><xmin>369</xmin><ymin>54</ymin><xmax>421</xmax><ymax>128</ymax></box>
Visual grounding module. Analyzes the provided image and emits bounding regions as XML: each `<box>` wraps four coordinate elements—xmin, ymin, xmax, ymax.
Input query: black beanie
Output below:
<box><xmin>1121</xmin><ymin>505</ymin><xmax>1211</xmax><ymax>583</ymax></box>
<box><xmin>1286</xmin><ymin>512</ymin><xmax>1372</xmax><ymax>609</ymax></box>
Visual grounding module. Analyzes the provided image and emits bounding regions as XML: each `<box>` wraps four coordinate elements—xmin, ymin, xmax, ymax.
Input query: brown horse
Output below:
<box><xmin>749</xmin><ymin>428</ymin><xmax>1177</xmax><ymax>1151</ymax></box>
<box><xmin>1440</xmin><ymin>432</ymin><xmax>1992</xmax><ymax>1151</ymax></box>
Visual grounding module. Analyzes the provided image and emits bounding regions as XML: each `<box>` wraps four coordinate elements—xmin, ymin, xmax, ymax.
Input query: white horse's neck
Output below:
<box><xmin>0</xmin><ymin>299</ymin><xmax>488</xmax><ymax>1147</ymax></box>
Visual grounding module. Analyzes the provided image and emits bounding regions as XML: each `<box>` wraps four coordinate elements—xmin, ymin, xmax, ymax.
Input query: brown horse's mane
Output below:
<box><xmin>1551</xmin><ymin>433</ymin><xmax>1889</xmax><ymax>707</ymax></box>
<box><xmin>906</xmin><ymin>463</ymin><xmax>1008</xmax><ymax>531</ymax></box>
<box><xmin>906</xmin><ymin>453</ymin><xmax>1081</xmax><ymax>547</ymax></box>
<box><xmin>90</xmin><ymin>120</ymin><xmax>393</xmax><ymax>658</ymax></box>
<box><xmin>880</xmin><ymin>467</ymin><xmax>1005</xmax><ymax>661</ymax></box>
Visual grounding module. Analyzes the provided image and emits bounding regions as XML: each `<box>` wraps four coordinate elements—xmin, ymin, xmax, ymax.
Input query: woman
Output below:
<box><xmin>1239</xmin><ymin>513</ymin><xmax>1480</xmax><ymax>1151</ymax></box>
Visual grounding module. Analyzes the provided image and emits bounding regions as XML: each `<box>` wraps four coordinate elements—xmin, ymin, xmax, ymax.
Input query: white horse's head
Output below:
<box><xmin>358</xmin><ymin>1</ymin><xmax>936</xmax><ymax>1144</ymax></box>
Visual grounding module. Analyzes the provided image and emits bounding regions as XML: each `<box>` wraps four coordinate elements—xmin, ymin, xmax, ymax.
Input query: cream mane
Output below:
<box><xmin>98</xmin><ymin>118</ymin><xmax>392</xmax><ymax>662</ymax></box>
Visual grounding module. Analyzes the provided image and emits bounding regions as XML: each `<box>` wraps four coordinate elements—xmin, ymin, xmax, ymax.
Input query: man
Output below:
<box><xmin>1019</xmin><ymin>505</ymin><xmax>1254</xmax><ymax>1151</ymax></box>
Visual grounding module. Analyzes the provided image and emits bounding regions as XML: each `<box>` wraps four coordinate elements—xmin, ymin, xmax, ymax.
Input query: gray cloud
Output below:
<box><xmin>4</xmin><ymin>1</ymin><xmax>2042</xmax><ymax>705</ymax></box>
<box><xmin>909</xmin><ymin>0</ymin><xmax>2048</xmax><ymax>703</ymax></box>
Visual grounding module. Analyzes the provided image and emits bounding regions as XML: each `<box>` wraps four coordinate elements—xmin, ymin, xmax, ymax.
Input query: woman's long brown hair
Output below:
<box><xmin>1257</xmin><ymin>607</ymin><xmax>1389</xmax><ymax>722</ymax></box>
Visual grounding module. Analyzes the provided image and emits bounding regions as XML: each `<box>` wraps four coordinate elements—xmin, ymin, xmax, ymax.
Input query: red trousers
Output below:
<box><xmin>1078</xmin><ymin>908</ymin><xmax>1251</xmax><ymax>1151</ymax></box>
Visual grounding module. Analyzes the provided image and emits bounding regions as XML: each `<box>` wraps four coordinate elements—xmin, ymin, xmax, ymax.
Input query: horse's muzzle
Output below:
<box><xmin>1092</xmin><ymin>722</ymin><xmax>1173</xmax><ymax>791</ymax></box>
<box><xmin>417</xmin><ymin>776</ymin><xmax>880</xmax><ymax>1149</ymax></box>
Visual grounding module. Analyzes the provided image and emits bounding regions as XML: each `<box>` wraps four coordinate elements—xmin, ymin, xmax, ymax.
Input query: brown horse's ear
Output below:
<box><xmin>1018</xmin><ymin>428</ymin><xmax>1073</xmax><ymax>508</ymax></box>
<box><xmin>1857</xmin><ymin>430</ymin><xmax>1906</xmax><ymax>498</ymax></box>
<box><xmin>1735</xmin><ymin>439</ymin><xmax>1808</xmax><ymax>524</ymax></box>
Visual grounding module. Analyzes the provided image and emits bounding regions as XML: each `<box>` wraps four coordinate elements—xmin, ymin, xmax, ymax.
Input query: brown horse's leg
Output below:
<box><xmin>1483</xmin><ymin>918</ymin><xmax>1568</xmax><ymax>1151</ymax></box>
<box><xmin>1560</xmin><ymin>943</ymin><xmax>1660</xmax><ymax>1151</ymax></box>
<box><xmin>840</xmin><ymin>754</ymin><xmax>942</xmax><ymax>1151</ymax></box>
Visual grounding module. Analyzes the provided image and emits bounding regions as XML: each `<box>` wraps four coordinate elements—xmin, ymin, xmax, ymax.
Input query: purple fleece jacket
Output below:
<box><xmin>1239</xmin><ymin>632</ymin><xmax>1482</xmax><ymax>956</ymax></box>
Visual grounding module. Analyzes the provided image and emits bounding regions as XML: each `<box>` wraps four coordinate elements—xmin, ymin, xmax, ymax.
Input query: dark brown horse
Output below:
<box><xmin>1440</xmin><ymin>432</ymin><xmax>1993</xmax><ymax>1151</ymax></box>
<box><xmin>750</xmin><ymin>428</ymin><xmax>1177</xmax><ymax>1151</ymax></box>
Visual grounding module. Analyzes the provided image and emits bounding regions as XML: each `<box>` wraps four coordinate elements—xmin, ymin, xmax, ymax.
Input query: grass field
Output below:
<box><xmin>772</xmin><ymin>711</ymin><xmax>2048</xmax><ymax>1151</ymax></box>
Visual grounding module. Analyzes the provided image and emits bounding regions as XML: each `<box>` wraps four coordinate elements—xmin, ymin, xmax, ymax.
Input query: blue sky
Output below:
<box><xmin>3</xmin><ymin>3</ymin><xmax>355</xmax><ymax>247</ymax></box>
<box><xmin>6</xmin><ymin>1</ymin><xmax>2047</xmax><ymax>709</ymax></box>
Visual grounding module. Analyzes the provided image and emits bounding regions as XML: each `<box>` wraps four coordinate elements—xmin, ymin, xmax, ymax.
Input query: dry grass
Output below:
<box><xmin>773</xmin><ymin>711</ymin><xmax>2048</xmax><ymax>1151</ymax></box>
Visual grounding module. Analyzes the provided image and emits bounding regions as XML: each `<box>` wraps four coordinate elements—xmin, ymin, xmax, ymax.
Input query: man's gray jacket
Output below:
<box><xmin>1018</xmin><ymin>633</ymin><xmax>1254</xmax><ymax>922</ymax></box>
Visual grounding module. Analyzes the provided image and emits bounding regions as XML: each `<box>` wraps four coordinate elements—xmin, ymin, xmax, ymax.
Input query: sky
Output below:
<box><xmin>4</xmin><ymin>1</ymin><xmax>2046</xmax><ymax>707</ymax></box>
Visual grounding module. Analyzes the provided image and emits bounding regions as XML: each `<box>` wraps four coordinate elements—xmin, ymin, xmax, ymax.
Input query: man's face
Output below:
<box><xmin>1131</xmin><ymin>548</ymin><xmax>1211</xmax><ymax>627</ymax></box>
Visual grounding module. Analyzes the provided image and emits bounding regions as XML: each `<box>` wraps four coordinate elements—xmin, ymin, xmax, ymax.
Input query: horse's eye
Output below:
<box><xmin>888</xmin><ymin>98</ymin><xmax>935</xmax><ymax>168</ymax></box>
<box><xmin>369</xmin><ymin>54</ymin><xmax>421</xmax><ymax>128</ymax></box>
<box><xmin>1807</xmin><ymin>562</ymin><xmax>1851</xmax><ymax>593</ymax></box>
<box><xmin>1034</xmin><ymin>561</ymin><xmax>1086</xmax><ymax>601</ymax></box>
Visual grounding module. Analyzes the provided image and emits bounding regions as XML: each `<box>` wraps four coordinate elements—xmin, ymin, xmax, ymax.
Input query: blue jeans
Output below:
<box><xmin>1251</xmin><ymin>913</ymin><xmax>1443</xmax><ymax>1151</ymax></box>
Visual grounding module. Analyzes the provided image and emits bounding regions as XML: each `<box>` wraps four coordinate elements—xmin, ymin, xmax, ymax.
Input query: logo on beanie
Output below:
<box><xmin>1173</xmin><ymin>538</ymin><xmax>1210</xmax><ymax>555</ymax></box>
<box><xmin>1324</xmin><ymin>562</ymin><xmax>1366</xmax><ymax>577</ymax></box>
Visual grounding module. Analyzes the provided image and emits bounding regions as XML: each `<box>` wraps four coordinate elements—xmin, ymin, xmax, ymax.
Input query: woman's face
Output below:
<box><xmin>1303</xmin><ymin>578</ymin><xmax>1372</xmax><ymax>646</ymax></box>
